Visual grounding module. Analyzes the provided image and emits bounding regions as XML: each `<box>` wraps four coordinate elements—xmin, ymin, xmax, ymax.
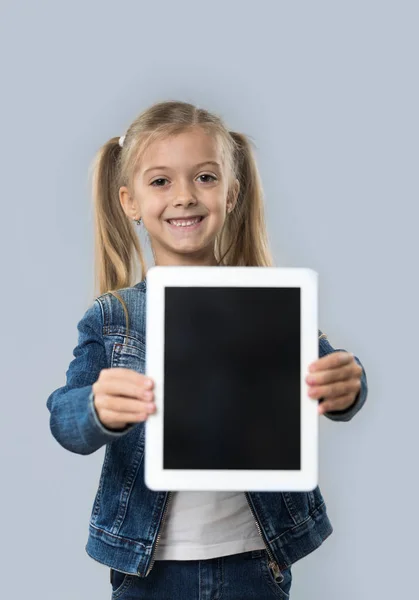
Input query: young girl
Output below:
<box><xmin>47</xmin><ymin>100</ymin><xmax>367</xmax><ymax>599</ymax></box>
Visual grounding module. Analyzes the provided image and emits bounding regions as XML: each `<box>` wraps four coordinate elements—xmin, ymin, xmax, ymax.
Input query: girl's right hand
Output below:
<box><xmin>92</xmin><ymin>368</ymin><xmax>155</xmax><ymax>430</ymax></box>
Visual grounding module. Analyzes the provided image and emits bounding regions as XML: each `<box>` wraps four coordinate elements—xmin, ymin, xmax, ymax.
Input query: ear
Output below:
<box><xmin>119</xmin><ymin>186</ymin><xmax>141</xmax><ymax>221</ymax></box>
<box><xmin>226</xmin><ymin>179</ymin><xmax>240</xmax><ymax>214</ymax></box>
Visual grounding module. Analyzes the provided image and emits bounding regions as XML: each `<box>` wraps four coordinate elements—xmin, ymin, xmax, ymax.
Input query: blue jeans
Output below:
<box><xmin>110</xmin><ymin>549</ymin><xmax>292</xmax><ymax>599</ymax></box>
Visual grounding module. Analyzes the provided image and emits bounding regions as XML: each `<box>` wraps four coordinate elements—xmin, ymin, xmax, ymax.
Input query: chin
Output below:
<box><xmin>167</xmin><ymin>236</ymin><xmax>216</xmax><ymax>257</ymax></box>
<box><xmin>171</xmin><ymin>243</ymin><xmax>207</xmax><ymax>255</ymax></box>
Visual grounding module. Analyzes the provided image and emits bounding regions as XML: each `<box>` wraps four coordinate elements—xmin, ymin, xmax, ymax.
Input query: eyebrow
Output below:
<box><xmin>143</xmin><ymin>161</ymin><xmax>221</xmax><ymax>176</ymax></box>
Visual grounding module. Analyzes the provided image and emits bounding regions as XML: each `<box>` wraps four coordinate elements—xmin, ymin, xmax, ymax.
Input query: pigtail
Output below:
<box><xmin>217</xmin><ymin>131</ymin><xmax>273</xmax><ymax>267</ymax></box>
<box><xmin>89</xmin><ymin>138</ymin><xmax>146</xmax><ymax>297</ymax></box>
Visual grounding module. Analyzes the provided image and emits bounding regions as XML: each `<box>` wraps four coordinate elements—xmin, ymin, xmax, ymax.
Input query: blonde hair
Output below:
<box><xmin>89</xmin><ymin>100</ymin><xmax>273</xmax><ymax>298</ymax></box>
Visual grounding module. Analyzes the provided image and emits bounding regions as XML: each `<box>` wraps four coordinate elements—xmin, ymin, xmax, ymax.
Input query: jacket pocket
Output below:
<box><xmin>282</xmin><ymin>487</ymin><xmax>326</xmax><ymax>526</ymax></box>
<box><xmin>281</xmin><ymin>492</ymin><xmax>311</xmax><ymax>525</ymax></box>
<box><xmin>111</xmin><ymin>340</ymin><xmax>146</xmax><ymax>372</ymax></box>
<box><xmin>91</xmin><ymin>443</ymin><xmax>112</xmax><ymax>523</ymax></box>
<box><xmin>309</xmin><ymin>485</ymin><xmax>325</xmax><ymax>512</ymax></box>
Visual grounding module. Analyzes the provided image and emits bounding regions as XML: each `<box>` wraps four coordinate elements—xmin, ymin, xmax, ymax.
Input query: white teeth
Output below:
<box><xmin>168</xmin><ymin>217</ymin><xmax>201</xmax><ymax>227</ymax></box>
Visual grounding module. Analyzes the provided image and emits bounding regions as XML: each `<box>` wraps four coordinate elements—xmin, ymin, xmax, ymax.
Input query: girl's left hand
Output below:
<box><xmin>305</xmin><ymin>351</ymin><xmax>363</xmax><ymax>415</ymax></box>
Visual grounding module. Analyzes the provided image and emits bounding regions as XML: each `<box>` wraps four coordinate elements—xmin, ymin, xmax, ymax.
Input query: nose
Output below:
<box><xmin>172</xmin><ymin>179</ymin><xmax>197</xmax><ymax>208</ymax></box>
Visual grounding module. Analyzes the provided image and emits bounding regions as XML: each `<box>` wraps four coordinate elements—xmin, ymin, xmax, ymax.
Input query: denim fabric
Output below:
<box><xmin>110</xmin><ymin>549</ymin><xmax>292</xmax><ymax>600</ymax></box>
<box><xmin>47</xmin><ymin>278</ymin><xmax>368</xmax><ymax>578</ymax></box>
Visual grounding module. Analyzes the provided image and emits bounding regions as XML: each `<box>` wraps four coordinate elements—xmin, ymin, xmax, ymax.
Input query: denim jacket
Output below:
<box><xmin>46</xmin><ymin>279</ymin><xmax>368</xmax><ymax>578</ymax></box>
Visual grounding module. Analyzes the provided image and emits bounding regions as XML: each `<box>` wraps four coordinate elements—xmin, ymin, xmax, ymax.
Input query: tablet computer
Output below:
<box><xmin>144</xmin><ymin>266</ymin><xmax>319</xmax><ymax>492</ymax></box>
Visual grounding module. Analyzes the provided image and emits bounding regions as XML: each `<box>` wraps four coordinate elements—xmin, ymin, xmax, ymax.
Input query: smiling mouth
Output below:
<box><xmin>166</xmin><ymin>216</ymin><xmax>205</xmax><ymax>228</ymax></box>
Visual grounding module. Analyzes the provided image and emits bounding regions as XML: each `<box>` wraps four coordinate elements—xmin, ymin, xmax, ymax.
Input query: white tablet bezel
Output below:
<box><xmin>145</xmin><ymin>266</ymin><xmax>319</xmax><ymax>492</ymax></box>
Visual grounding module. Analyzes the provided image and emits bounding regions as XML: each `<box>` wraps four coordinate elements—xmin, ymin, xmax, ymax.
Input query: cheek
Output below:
<box><xmin>140</xmin><ymin>195</ymin><xmax>165</xmax><ymax>220</ymax></box>
<box><xmin>207</xmin><ymin>190</ymin><xmax>228</xmax><ymax>214</ymax></box>
<box><xmin>207</xmin><ymin>206</ymin><xmax>228</xmax><ymax>234</ymax></box>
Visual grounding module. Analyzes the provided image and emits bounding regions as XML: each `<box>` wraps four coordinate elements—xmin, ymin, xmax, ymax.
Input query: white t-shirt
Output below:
<box><xmin>154</xmin><ymin>491</ymin><xmax>266</xmax><ymax>561</ymax></box>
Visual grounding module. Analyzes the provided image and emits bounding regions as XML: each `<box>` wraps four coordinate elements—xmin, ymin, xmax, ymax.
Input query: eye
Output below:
<box><xmin>150</xmin><ymin>178</ymin><xmax>169</xmax><ymax>187</ymax></box>
<box><xmin>197</xmin><ymin>174</ymin><xmax>217</xmax><ymax>183</ymax></box>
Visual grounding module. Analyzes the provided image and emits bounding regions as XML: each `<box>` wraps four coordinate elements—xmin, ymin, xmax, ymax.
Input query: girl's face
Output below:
<box><xmin>119</xmin><ymin>127</ymin><xmax>239</xmax><ymax>266</ymax></box>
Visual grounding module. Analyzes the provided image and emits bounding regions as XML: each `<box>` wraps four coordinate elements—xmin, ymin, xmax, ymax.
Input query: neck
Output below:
<box><xmin>153</xmin><ymin>247</ymin><xmax>219</xmax><ymax>267</ymax></box>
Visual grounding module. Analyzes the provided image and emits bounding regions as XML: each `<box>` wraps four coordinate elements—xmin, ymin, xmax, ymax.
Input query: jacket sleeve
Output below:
<box><xmin>318</xmin><ymin>330</ymin><xmax>368</xmax><ymax>422</ymax></box>
<box><xmin>46</xmin><ymin>299</ymin><xmax>135</xmax><ymax>455</ymax></box>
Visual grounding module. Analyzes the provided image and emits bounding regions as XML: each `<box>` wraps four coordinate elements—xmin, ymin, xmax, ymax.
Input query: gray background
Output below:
<box><xmin>1</xmin><ymin>0</ymin><xmax>417</xmax><ymax>598</ymax></box>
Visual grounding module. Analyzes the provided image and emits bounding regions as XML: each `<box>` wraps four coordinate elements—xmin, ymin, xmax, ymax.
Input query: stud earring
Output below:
<box><xmin>133</xmin><ymin>217</ymin><xmax>142</xmax><ymax>225</ymax></box>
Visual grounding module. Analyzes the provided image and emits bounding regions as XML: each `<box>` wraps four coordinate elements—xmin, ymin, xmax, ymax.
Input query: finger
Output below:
<box><xmin>318</xmin><ymin>394</ymin><xmax>355</xmax><ymax>414</ymax></box>
<box><xmin>98</xmin><ymin>379</ymin><xmax>154</xmax><ymax>402</ymax></box>
<box><xmin>306</xmin><ymin>362</ymin><xmax>356</xmax><ymax>386</ymax></box>
<box><xmin>103</xmin><ymin>368</ymin><xmax>154</xmax><ymax>389</ymax></box>
<box><xmin>101</xmin><ymin>408</ymin><xmax>152</xmax><ymax>424</ymax></box>
<box><xmin>309</xmin><ymin>351</ymin><xmax>353</xmax><ymax>373</ymax></box>
<box><xmin>104</xmin><ymin>396</ymin><xmax>156</xmax><ymax>414</ymax></box>
<box><xmin>308</xmin><ymin>378</ymin><xmax>361</xmax><ymax>399</ymax></box>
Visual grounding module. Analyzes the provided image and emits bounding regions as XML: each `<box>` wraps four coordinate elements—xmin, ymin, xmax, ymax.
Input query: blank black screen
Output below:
<box><xmin>163</xmin><ymin>287</ymin><xmax>301</xmax><ymax>470</ymax></box>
